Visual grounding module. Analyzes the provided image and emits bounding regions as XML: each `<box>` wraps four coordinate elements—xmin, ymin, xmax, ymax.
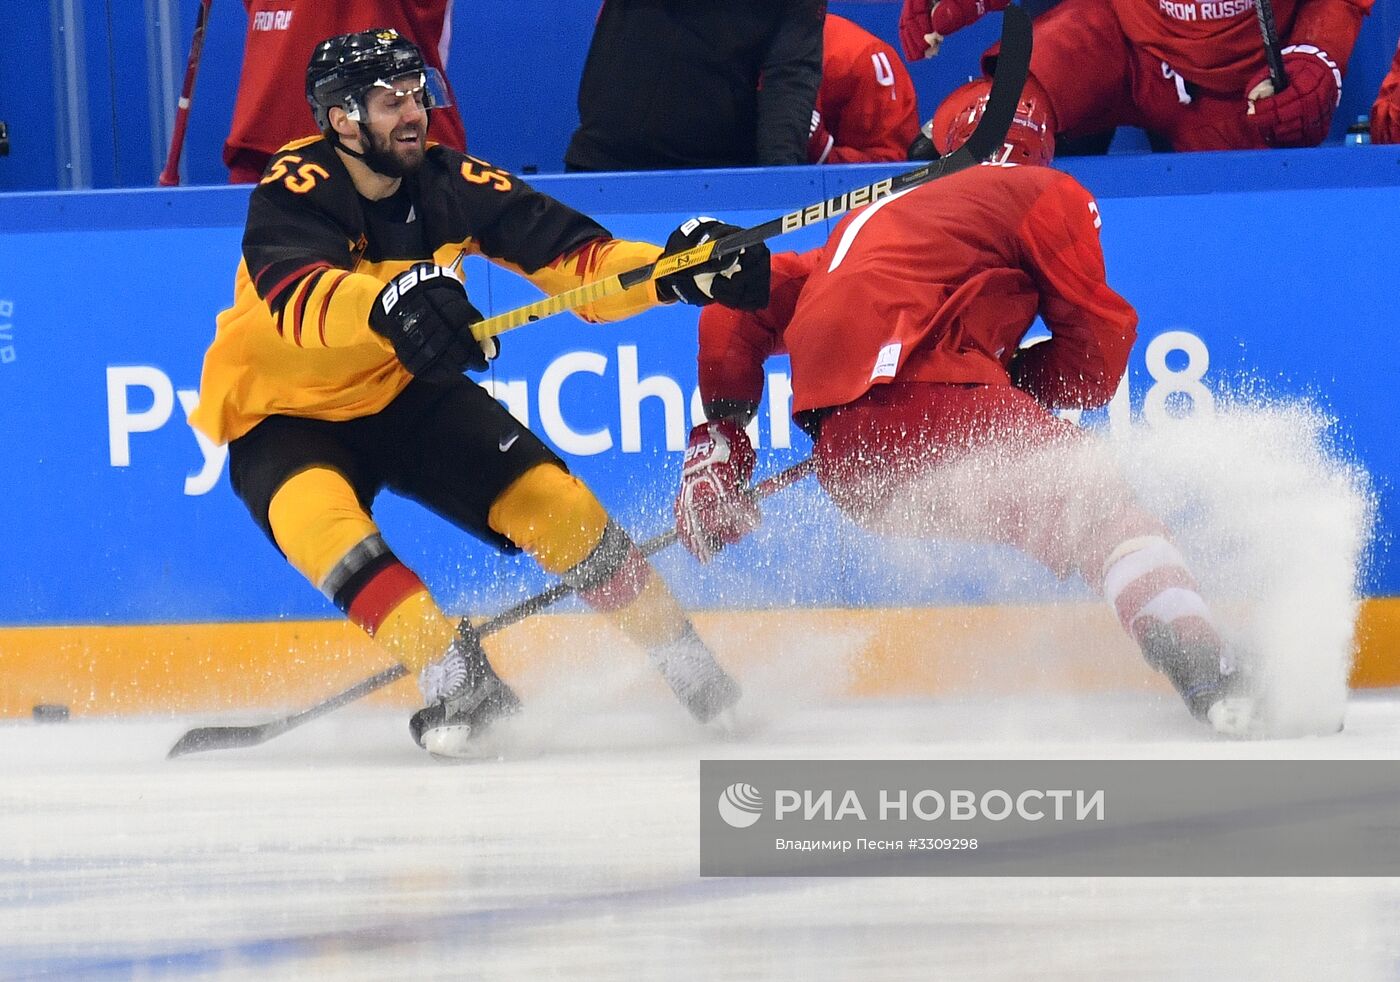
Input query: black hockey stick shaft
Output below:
<box><xmin>166</xmin><ymin>458</ymin><xmax>817</xmax><ymax>758</ymax></box>
<box><xmin>470</xmin><ymin>3</ymin><xmax>1031</xmax><ymax>342</ymax></box>
<box><xmin>1255</xmin><ymin>0</ymin><xmax>1289</xmax><ymax>92</ymax></box>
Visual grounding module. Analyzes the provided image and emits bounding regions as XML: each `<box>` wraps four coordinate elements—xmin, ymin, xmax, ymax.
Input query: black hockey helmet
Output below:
<box><xmin>305</xmin><ymin>28</ymin><xmax>450</xmax><ymax>131</ymax></box>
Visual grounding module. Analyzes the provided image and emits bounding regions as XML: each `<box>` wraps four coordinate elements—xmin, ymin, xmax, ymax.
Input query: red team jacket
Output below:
<box><xmin>1109</xmin><ymin>0</ymin><xmax>1370</xmax><ymax>94</ymax></box>
<box><xmin>813</xmin><ymin>14</ymin><xmax>921</xmax><ymax>163</ymax></box>
<box><xmin>224</xmin><ymin>0</ymin><xmax>468</xmax><ymax>182</ymax></box>
<box><xmin>697</xmin><ymin>164</ymin><xmax>1138</xmax><ymax>417</ymax></box>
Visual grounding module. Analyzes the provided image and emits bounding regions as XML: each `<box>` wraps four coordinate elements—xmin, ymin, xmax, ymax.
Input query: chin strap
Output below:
<box><xmin>329</xmin><ymin>127</ymin><xmax>369</xmax><ymax>161</ymax></box>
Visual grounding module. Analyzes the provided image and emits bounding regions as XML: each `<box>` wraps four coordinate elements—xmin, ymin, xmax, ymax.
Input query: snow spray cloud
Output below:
<box><xmin>1109</xmin><ymin>397</ymin><xmax>1373</xmax><ymax>736</ymax></box>
<box><xmin>848</xmin><ymin>393</ymin><xmax>1373</xmax><ymax>737</ymax></box>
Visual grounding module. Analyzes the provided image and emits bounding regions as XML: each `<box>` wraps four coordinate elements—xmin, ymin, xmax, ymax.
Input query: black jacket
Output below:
<box><xmin>565</xmin><ymin>0</ymin><xmax>826</xmax><ymax>171</ymax></box>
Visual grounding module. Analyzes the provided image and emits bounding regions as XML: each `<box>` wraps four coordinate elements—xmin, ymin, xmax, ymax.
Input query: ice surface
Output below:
<box><xmin>4</xmin><ymin>691</ymin><xmax>1400</xmax><ymax>981</ymax></box>
<box><xmin>3</xmin><ymin>393</ymin><xmax>1384</xmax><ymax>979</ymax></box>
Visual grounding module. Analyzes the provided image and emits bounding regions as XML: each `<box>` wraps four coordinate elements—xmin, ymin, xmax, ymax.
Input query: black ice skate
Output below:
<box><xmin>410</xmin><ymin>627</ymin><xmax>521</xmax><ymax>759</ymax></box>
<box><xmin>1136</xmin><ymin>620</ymin><xmax>1261</xmax><ymax>738</ymax></box>
<box><xmin>649</xmin><ymin>625</ymin><xmax>742</xmax><ymax>726</ymax></box>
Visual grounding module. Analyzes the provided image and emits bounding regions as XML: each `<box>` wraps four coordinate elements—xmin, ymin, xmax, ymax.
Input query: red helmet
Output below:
<box><xmin>930</xmin><ymin>78</ymin><xmax>1055</xmax><ymax>167</ymax></box>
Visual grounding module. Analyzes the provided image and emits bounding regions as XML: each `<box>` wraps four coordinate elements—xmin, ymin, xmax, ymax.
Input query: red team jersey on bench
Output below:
<box><xmin>813</xmin><ymin>14</ymin><xmax>921</xmax><ymax>163</ymax></box>
<box><xmin>224</xmin><ymin>0</ymin><xmax>467</xmax><ymax>182</ymax></box>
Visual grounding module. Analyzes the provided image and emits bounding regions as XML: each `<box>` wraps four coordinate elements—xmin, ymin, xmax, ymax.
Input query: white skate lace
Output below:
<box><xmin>418</xmin><ymin>644</ymin><xmax>468</xmax><ymax>704</ymax></box>
<box><xmin>650</xmin><ymin>631</ymin><xmax>725</xmax><ymax>703</ymax></box>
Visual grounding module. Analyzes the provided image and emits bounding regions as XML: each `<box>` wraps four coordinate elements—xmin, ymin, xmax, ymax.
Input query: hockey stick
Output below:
<box><xmin>158</xmin><ymin>0</ymin><xmax>213</xmax><ymax>186</ymax></box>
<box><xmin>166</xmin><ymin>457</ymin><xmax>817</xmax><ymax>758</ymax></box>
<box><xmin>468</xmin><ymin>4</ymin><xmax>1032</xmax><ymax>344</ymax></box>
<box><xmin>1254</xmin><ymin>0</ymin><xmax>1289</xmax><ymax>92</ymax></box>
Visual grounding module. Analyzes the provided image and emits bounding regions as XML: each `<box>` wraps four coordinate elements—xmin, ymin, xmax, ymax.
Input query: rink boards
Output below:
<box><xmin>3</xmin><ymin>600</ymin><xmax>1400</xmax><ymax>716</ymax></box>
<box><xmin>1</xmin><ymin>148</ymin><xmax>1398</xmax><ymax>714</ymax></box>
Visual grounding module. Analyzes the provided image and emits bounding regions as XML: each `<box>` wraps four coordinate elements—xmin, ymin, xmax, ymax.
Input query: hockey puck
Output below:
<box><xmin>32</xmin><ymin>704</ymin><xmax>70</xmax><ymax>723</ymax></box>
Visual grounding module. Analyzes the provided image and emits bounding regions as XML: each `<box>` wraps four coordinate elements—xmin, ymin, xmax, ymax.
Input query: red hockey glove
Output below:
<box><xmin>899</xmin><ymin>0</ymin><xmax>937</xmax><ymax>60</ymax></box>
<box><xmin>1372</xmin><ymin>98</ymin><xmax>1400</xmax><ymax>144</ymax></box>
<box><xmin>900</xmin><ymin>0</ymin><xmax>1009</xmax><ymax>60</ymax></box>
<box><xmin>1246</xmin><ymin>45</ymin><xmax>1342</xmax><ymax>147</ymax></box>
<box><xmin>675</xmin><ymin>420</ymin><xmax>760</xmax><ymax>563</ymax></box>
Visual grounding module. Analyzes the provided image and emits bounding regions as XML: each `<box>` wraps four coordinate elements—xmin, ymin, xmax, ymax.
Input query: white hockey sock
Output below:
<box><xmin>1101</xmin><ymin>536</ymin><xmax>1217</xmax><ymax>645</ymax></box>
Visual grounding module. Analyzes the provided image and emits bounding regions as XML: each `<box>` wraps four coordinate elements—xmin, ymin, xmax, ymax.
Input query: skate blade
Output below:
<box><xmin>1207</xmin><ymin>697</ymin><xmax>1266</xmax><ymax>738</ymax></box>
<box><xmin>709</xmin><ymin>707</ymin><xmax>768</xmax><ymax>741</ymax></box>
<box><xmin>1207</xmin><ymin>696</ymin><xmax>1347</xmax><ymax>740</ymax></box>
<box><xmin>422</xmin><ymin>723</ymin><xmax>492</xmax><ymax>761</ymax></box>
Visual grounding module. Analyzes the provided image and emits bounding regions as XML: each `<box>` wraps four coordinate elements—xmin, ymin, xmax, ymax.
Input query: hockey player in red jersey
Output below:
<box><xmin>224</xmin><ymin>1</ymin><xmax>468</xmax><ymax>183</ymax></box>
<box><xmin>674</xmin><ymin>81</ymin><xmax>1261</xmax><ymax>736</ymax></box>
<box><xmin>900</xmin><ymin>0</ymin><xmax>1371</xmax><ymax>152</ymax></box>
<box><xmin>1371</xmin><ymin>37</ymin><xmax>1400</xmax><ymax>144</ymax></box>
<box><xmin>807</xmin><ymin>14</ymin><xmax>923</xmax><ymax>163</ymax></box>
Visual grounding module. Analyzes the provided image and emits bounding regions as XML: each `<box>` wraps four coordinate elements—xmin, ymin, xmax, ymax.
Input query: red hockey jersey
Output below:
<box><xmin>698</xmin><ymin>164</ymin><xmax>1137</xmax><ymax>415</ymax></box>
<box><xmin>813</xmin><ymin>14</ymin><xmax>921</xmax><ymax>163</ymax></box>
<box><xmin>1110</xmin><ymin>0</ymin><xmax>1371</xmax><ymax>94</ymax></box>
<box><xmin>224</xmin><ymin>0</ymin><xmax>467</xmax><ymax>180</ymax></box>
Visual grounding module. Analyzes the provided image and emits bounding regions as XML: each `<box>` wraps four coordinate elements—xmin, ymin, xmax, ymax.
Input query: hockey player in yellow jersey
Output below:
<box><xmin>190</xmin><ymin>28</ymin><xmax>771</xmax><ymax>757</ymax></box>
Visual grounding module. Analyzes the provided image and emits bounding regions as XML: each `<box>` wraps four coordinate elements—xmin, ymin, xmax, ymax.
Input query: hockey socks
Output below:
<box><xmin>648</xmin><ymin>624</ymin><xmax>741</xmax><ymax>725</ymax></box>
<box><xmin>1101</xmin><ymin>536</ymin><xmax>1252</xmax><ymax>731</ymax></box>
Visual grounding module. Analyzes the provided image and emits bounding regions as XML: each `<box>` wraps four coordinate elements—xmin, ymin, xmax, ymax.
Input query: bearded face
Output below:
<box><xmin>355</xmin><ymin>74</ymin><xmax>431</xmax><ymax>177</ymax></box>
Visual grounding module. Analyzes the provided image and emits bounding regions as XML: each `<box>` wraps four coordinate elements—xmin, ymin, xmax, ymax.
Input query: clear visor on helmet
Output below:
<box><xmin>344</xmin><ymin>67</ymin><xmax>451</xmax><ymax>122</ymax></box>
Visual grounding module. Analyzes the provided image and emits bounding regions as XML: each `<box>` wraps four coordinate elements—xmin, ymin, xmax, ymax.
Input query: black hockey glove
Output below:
<box><xmin>656</xmin><ymin>217</ymin><xmax>771</xmax><ymax>311</ymax></box>
<box><xmin>370</xmin><ymin>264</ymin><xmax>496</xmax><ymax>377</ymax></box>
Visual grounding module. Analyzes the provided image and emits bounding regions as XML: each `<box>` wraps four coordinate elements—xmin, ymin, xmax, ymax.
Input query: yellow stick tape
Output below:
<box><xmin>470</xmin><ymin>240</ymin><xmax>718</xmax><ymax>340</ymax></box>
<box><xmin>650</xmin><ymin>240</ymin><xmax>717</xmax><ymax>278</ymax></box>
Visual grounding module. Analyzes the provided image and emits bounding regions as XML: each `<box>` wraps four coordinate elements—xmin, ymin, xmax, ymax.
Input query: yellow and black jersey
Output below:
<box><xmin>191</xmin><ymin>137</ymin><xmax>664</xmax><ymax>446</ymax></box>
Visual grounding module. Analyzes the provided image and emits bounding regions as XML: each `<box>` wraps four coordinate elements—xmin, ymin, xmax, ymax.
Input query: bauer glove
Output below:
<box><xmin>370</xmin><ymin>263</ymin><xmax>498</xmax><ymax>377</ymax></box>
<box><xmin>1246</xmin><ymin>45</ymin><xmax>1342</xmax><ymax>147</ymax></box>
<box><xmin>656</xmin><ymin>218</ymin><xmax>771</xmax><ymax>311</ymax></box>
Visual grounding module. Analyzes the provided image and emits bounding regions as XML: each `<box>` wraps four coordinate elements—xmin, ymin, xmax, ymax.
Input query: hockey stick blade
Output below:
<box><xmin>470</xmin><ymin>4</ymin><xmax>1031</xmax><ymax>343</ymax></box>
<box><xmin>165</xmin><ymin>665</ymin><xmax>407</xmax><ymax>758</ymax></box>
<box><xmin>951</xmin><ymin>4</ymin><xmax>1032</xmax><ymax>164</ymax></box>
<box><xmin>166</xmin><ymin>459</ymin><xmax>817</xmax><ymax>758</ymax></box>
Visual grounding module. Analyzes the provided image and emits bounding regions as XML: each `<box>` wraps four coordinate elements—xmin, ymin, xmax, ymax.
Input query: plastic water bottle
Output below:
<box><xmin>1346</xmin><ymin>115</ymin><xmax>1370</xmax><ymax>146</ymax></box>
